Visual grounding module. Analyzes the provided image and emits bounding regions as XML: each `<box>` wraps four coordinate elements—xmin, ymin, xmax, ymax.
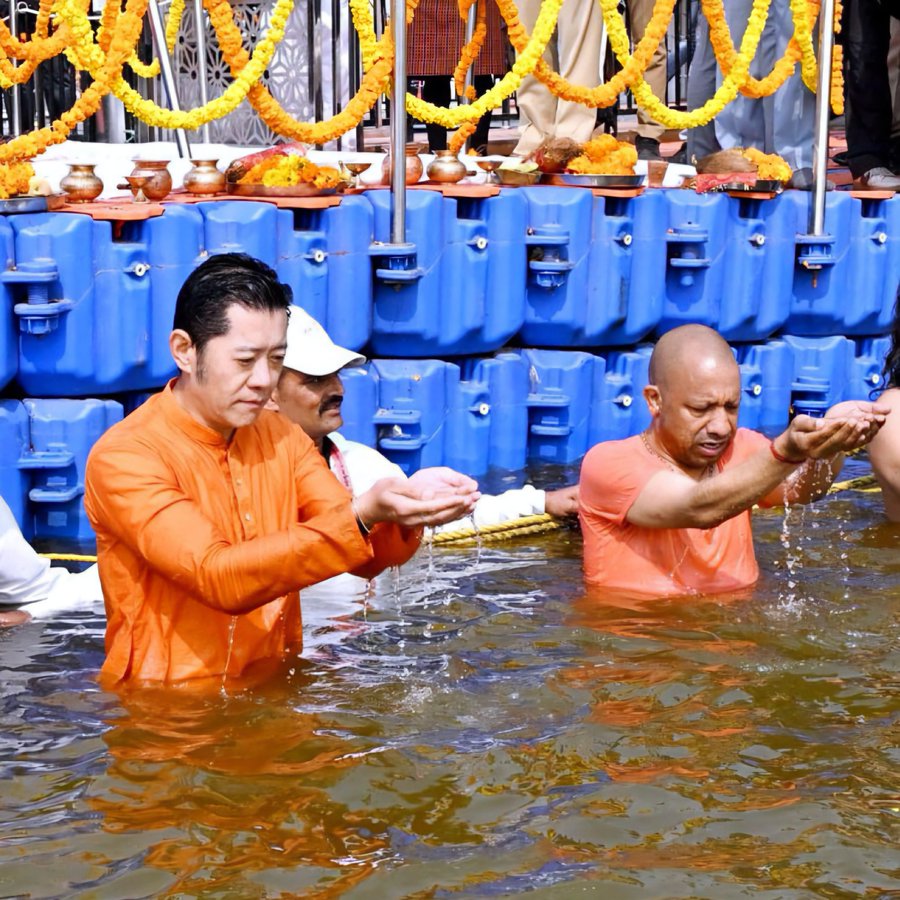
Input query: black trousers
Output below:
<box><xmin>407</xmin><ymin>75</ymin><xmax>495</xmax><ymax>153</ymax></box>
<box><xmin>844</xmin><ymin>0</ymin><xmax>900</xmax><ymax>176</ymax></box>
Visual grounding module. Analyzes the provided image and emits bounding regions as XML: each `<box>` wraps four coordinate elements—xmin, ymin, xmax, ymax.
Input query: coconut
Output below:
<box><xmin>532</xmin><ymin>137</ymin><xmax>583</xmax><ymax>174</ymax></box>
<box><xmin>695</xmin><ymin>149</ymin><xmax>757</xmax><ymax>175</ymax></box>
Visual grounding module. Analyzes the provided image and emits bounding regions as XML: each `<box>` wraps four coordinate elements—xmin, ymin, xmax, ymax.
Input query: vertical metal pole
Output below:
<box><xmin>462</xmin><ymin>2</ymin><xmax>476</xmax><ymax>100</ymax></box>
<box><xmin>193</xmin><ymin>0</ymin><xmax>211</xmax><ymax>143</ymax></box>
<box><xmin>9</xmin><ymin>0</ymin><xmax>21</xmax><ymax>135</ymax></box>
<box><xmin>809</xmin><ymin>0</ymin><xmax>835</xmax><ymax>236</ymax></box>
<box><xmin>390</xmin><ymin>0</ymin><xmax>407</xmax><ymax>244</ymax></box>
<box><xmin>332</xmin><ymin>0</ymin><xmax>342</xmax><ymax>149</ymax></box>
<box><xmin>309</xmin><ymin>0</ymin><xmax>324</xmax><ymax>140</ymax></box>
<box><xmin>147</xmin><ymin>0</ymin><xmax>191</xmax><ymax>157</ymax></box>
<box><xmin>374</xmin><ymin>0</ymin><xmax>384</xmax><ymax>127</ymax></box>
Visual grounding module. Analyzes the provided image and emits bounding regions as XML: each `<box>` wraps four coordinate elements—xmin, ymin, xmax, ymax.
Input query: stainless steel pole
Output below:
<box><xmin>9</xmin><ymin>0</ymin><xmax>20</xmax><ymax>136</ymax></box>
<box><xmin>390</xmin><ymin>0</ymin><xmax>407</xmax><ymax>244</ymax></box>
<box><xmin>461</xmin><ymin>2</ymin><xmax>476</xmax><ymax>100</ymax></box>
<box><xmin>147</xmin><ymin>0</ymin><xmax>192</xmax><ymax>158</ymax></box>
<box><xmin>809</xmin><ymin>0</ymin><xmax>835</xmax><ymax>236</ymax></box>
<box><xmin>193</xmin><ymin>0</ymin><xmax>211</xmax><ymax>144</ymax></box>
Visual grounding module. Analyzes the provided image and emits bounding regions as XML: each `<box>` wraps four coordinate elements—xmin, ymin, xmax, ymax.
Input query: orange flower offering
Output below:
<box><xmin>741</xmin><ymin>146</ymin><xmax>792</xmax><ymax>182</ymax></box>
<box><xmin>239</xmin><ymin>155</ymin><xmax>346</xmax><ymax>189</ymax></box>
<box><xmin>0</xmin><ymin>161</ymin><xmax>36</xmax><ymax>199</ymax></box>
<box><xmin>565</xmin><ymin>135</ymin><xmax>638</xmax><ymax>176</ymax></box>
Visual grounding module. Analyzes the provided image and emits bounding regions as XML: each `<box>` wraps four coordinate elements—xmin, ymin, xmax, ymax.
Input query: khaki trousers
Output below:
<box><xmin>513</xmin><ymin>0</ymin><xmax>605</xmax><ymax>154</ymax></box>
<box><xmin>627</xmin><ymin>0</ymin><xmax>667</xmax><ymax>140</ymax></box>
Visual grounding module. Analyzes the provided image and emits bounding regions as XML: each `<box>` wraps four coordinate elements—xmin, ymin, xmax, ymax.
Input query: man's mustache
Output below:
<box><xmin>319</xmin><ymin>394</ymin><xmax>343</xmax><ymax>413</ymax></box>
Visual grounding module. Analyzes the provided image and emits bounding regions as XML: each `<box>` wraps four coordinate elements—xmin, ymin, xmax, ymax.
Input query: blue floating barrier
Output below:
<box><xmin>338</xmin><ymin>364</ymin><xmax>379</xmax><ymax>449</ymax></box>
<box><xmin>519</xmin><ymin>187</ymin><xmax>666</xmax><ymax>347</ymax></box>
<box><xmin>199</xmin><ymin>200</ymin><xmax>279</xmax><ymax>264</ymax></box>
<box><xmin>0</xmin><ymin>217</ymin><xmax>16</xmax><ymax>391</ymax></box>
<box><xmin>718</xmin><ymin>195</ymin><xmax>794</xmax><ymax>341</ymax></box>
<box><xmin>781</xmin><ymin>334</ymin><xmax>855</xmax><ymax>416</ymax></box>
<box><xmin>734</xmin><ymin>339</ymin><xmax>795</xmax><ymax>433</ymax></box>
<box><xmin>518</xmin><ymin>349</ymin><xmax>604</xmax><ymax>464</ymax></box>
<box><xmin>276</xmin><ymin>196</ymin><xmax>374</xmax><ymax>352</ymax></box>
<box><xmin>845</xmin><ymin>194</ymin><xmax>900</xmax><ymax>335</ymax></box>
<box><xmin>851</xmin><ymin>335</ymin><xmax>892</xmax><ymax>401</ymax></box>
<box><xmin>12</xmin><ymin>206</ymin><xmax>203</xmax><ymax>396</ymax></box>
<box><xmin>367</xmin><ymin>189</ymin><xmax>527</xmax><ymax>356</ymax></box>
<box><xmin>591</xmin><ymin>347</ymin><xmax>652</xmax><ymax>443</ymax></box>
<box><xmin>0</xmin><ymin>398</ymin><xmax>121</xmax><ymax>542</ymax></box>
<box><xmin>657</xmin><ymin>191</ymin><xmax>728</xmax><ymax>334</ymax></box>
<box><xmin>0</xmin><ymin>400</ymin><xmax>31</xmax><ymax>537</ymax></box>
<box><xmin>459</xmin><ymin>352</ymin><xmax>531</xmax><ymax>473</ymax></box>
<box><xmin>784</xmin><ymin>191</ymin><xmax>853</xmax><ymax>336</ymax></box>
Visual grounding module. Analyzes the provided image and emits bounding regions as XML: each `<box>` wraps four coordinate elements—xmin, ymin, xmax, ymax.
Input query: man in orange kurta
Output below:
<box><xmin>579</xmin><ymin>325</ymin><xmax>888</xmax><ymax>598</ymax></box>
<box><xmin>85</xmin><ymin>254</ymin><xmax>479</xmax><ymax>684</ymax></box>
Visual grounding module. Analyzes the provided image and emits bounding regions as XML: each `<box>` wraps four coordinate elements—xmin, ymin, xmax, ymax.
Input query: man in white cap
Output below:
<box><xmin>268</xmin><ymin>307</ymin><xmax>578</xmax><ymax>583</ymax></box>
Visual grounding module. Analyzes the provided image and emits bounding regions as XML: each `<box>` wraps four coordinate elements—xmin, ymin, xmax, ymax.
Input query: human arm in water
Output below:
<box><xmin>626</xmin><ymin>403</ymin><xmax>888</xmax><ymax>530</ymax></box>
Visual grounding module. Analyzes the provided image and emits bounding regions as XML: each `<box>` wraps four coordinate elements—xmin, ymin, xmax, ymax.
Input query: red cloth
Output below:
<box><xmin>407</xmin><ymin>0</ymin><xmax>510</xmax><ymax>76</ymax></box>
<box><xmin>579</xmin><ymin>429</ymin><xmax>770</xmax><ymax>597</ymax></box>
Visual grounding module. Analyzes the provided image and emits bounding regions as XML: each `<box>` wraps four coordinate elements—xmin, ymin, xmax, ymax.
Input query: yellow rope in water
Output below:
<box><xmin>33</xmin><ymin>477</ymin><xmax>882</xmax><ymax>558</ymax></box>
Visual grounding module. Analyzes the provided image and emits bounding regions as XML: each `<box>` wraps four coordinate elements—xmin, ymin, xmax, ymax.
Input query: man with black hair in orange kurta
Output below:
<box><xmin>85</xmin><ymin>253</ymin><xmax>480</xmax><ymax>685</ymax></box>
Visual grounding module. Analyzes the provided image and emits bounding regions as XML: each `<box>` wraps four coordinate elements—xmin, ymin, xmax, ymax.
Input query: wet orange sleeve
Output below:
<box><xmin>86</xmin><ymin>442</ymin><xmax>373</xmax><ymax>614</ymax></box>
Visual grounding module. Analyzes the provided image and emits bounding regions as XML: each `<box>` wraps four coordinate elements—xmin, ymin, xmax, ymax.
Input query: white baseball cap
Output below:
<box><xmin>283</xmin><ymin>305</ymin><xmax>366</xmax><ymax>376</ymax></box>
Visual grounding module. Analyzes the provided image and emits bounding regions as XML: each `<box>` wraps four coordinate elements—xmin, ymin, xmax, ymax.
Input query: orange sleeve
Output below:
<box><xmin>85</xmin><ymin>439</ymin><xmax>373</xmax><ymax>615</ymax></box>
<box><xmin>352</xmin><ymin>522</ymin><xmax>421</xmax><ymax>579</ymax></box>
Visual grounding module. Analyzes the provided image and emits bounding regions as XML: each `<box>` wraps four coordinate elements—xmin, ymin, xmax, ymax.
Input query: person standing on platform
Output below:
<box><xmin>84</xmin><ymin>254</ymin><xmax>480</xmax><ymax>685</ymax></box>
<box><xmin>579</xmin><ymin>325</ymin><xmax>888</xmax><ymax>597</ymax></box>
<box><xmin>407</xmin><ymin>0</ymin><xmax>510</xmax><ymax>152</ymax></box>
<box><xmin>686</xmin><ymin>0</ymin><xmax>816</xmax><ymax>178</ymax></box>
<box><xmin>512</xmin><ymin>0</ymin><xmax>603</xmax><ymax>154</ymax></box>
<box><xmin>628</xmin><ymin>0</ymin><xmax>669</xmax><ymax>160</ymax></box>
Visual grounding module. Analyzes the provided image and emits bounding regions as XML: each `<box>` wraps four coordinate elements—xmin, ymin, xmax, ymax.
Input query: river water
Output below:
<box><xmin>1</xmin><ymin>461</ymin><xmax>898</xmax><ymax>898</ymax></box>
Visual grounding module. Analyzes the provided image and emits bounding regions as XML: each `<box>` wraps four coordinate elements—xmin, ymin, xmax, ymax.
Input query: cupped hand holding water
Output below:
<box><xmin>778</xmin><ymin>400</ymin><xmax>890</xmax><ymax>460</ymax></box>
<box><xmin>355</xmin><ymin>469</ymin><xmax>480</xmax><ymax>529</ymax></box>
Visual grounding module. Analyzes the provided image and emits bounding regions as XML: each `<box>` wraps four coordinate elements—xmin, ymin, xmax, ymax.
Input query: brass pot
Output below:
<box><xmin>183</xmin><ymin>158</ymin><xmax>226</xmax><ymax>195</ymax></box>
<box><xmin>59</xmin><ymin>163</ymin><xmax>103</xmax><ymax>203</ymax></box>
<box><xmin>129</xmin><ymin>159</ymin><xmax>172</xmax><ymax>200</ymax></box>
<box><xmin>426</xmin><ymin>150</ymin><xmax>468</xmax><ymax>184</ymax></box>
<box><xmin>381</xmin><ymin>143</ymin><xmax>424</xmax><ymax>186</ymax></box>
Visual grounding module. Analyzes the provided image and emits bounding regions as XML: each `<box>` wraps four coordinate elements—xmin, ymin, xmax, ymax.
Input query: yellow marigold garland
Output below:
<box><xmin>448</xmin><ymin>120</ymin><xmax>477</xmax><ymax>154</ymax></box>
<box><xmin>453</xmin><ymin>0</ymin><xmax>487</xmax><ymax>96</ymax></box>
<box><xmin>0</xmin><ymin>161</ymin><xmax>35</xmax><ymax>198</ymax></box>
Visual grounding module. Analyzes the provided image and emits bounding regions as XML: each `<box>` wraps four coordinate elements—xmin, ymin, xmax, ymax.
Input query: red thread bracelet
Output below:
<box><xmin>770</xmin><ymin>441</ymin><xmax>805</xmax><ymax>465</ymax></box>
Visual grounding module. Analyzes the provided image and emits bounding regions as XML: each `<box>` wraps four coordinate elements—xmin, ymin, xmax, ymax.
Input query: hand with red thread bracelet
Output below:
<box><xmin>770</xmin><ymin>441</ymin><xmax>806</xmax><ymax>465</ymax></box>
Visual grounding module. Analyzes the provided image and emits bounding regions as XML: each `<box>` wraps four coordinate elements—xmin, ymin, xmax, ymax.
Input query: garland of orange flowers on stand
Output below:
<box><xmin>453</xmin><ymin>0</ymin><xmax>487</xmax><ymax>96</ymax></box>
<box><xmin>0</xmin><ymin>0</ymin><xmax>66</xmax><ymax>87</ymax></box>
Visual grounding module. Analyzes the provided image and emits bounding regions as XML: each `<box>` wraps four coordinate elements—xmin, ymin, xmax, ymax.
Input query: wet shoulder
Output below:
<box><xmin>582</xmin><ymin>434</ymin><xmax>642</xmax><ymax>469</ymax></box>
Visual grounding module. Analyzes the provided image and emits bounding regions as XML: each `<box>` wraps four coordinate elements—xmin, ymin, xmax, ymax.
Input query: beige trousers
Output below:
<box><xmin>513</xmin><ymin>0</ymin><xmax>605</xmax><ymax>154</ymax></box>
<box><xmin>627</xmin><ymin>0</ymin><xmax>667</xmax><ymax>140</ymax></box>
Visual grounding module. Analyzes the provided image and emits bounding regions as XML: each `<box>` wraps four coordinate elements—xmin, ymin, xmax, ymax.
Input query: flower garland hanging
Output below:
<box><xmin>349</xmin><ymin>0</ymin><xmax>380</xmax><ymax>71</ymax></box>
<box><xmin>612</xmin><ymin>0</ymin><xmax>773</xmax><ymax>128</ymax></box>
<box><xmin>453</xmin><ymin>0</ymin><xmax>487</xmax><ymax>96</ymax></box>
<box><xmin>209</xmin><ymin>0</ymin><xmax>395</xmax><ymax>143</ymax></box>
<box><xmin>405</xmin><ymin>0</ymin><xmax>562</xmax><ymax>128</ymax></box>
<box><xmin>830</xmin><ymin>0</ymin><xmax>844</xmax><ymax>115</ymax></box>
<box><xmin>63</xmin><ymin>0</ymin><xmax>294</xmax><ymax>131</ymax></box>
<box><xmin>0</xmin><ymin>0</ymin><xmax>146</xmax><ymax>166</ymax></box>
<box><xmin>497</xmin><ymin>0</ymin><xmax>674</xmax><ymax>109</ymax></box>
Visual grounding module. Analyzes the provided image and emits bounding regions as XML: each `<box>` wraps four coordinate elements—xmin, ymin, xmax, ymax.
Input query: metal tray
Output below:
<box><xmin>226</xmin><ymin>182</ymin><xmax>343</xmax><ymax>197</ymax></box>
<box><xmin>714</xmin><ymin>179</ymin><xmax>785</xmax><ymax>194</ymax></box>
<box><xmin>554</xmin><ymin>173</ymin><xmax>645</xmax><ymax>188</ymax></box>
<box><xmin>0</xmin><ymin>194</ymin><xmax>66</xmax><ymax>214</ymax></box>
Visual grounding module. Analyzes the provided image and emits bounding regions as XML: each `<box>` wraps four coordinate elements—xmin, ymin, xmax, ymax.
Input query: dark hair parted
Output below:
<box><xmin>173</xmin><ymin>253</ymin><xmax>293</xmax><ymax>355</ymax></box>
<box><xmin>880</xmin><ymin>293</ymin><xmax>900</xmax><ymax>392</ymax></box>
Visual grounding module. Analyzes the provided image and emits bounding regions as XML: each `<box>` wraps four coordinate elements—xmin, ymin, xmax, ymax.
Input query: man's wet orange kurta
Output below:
<box><xmin>85</xmin><ymin>382</ymin><xmax>418</xmax><ymax>684</ymax></box>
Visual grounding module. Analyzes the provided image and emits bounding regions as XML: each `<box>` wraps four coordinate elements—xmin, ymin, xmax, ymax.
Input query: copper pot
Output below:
<box><xmin>129</xmin><ymin>159</ymin><xmax>172</xmax><ymax>200</ymax></box>
<box><xmin>381</xmin><ymin>143</ymin><xmax>424</xmax><ymax>186</ymax></box>
<box><xmin>183</xmin><ymin>158</ymin><xmax>226</xmax><ymax>195</ymax></box>
<box><xmin>426</xmin><ymin>150</ymin><xmax>468</xmax><ymax>184</ymax></box>
<box><xmin>59</xmin><ymin>163</ymin><xmax>103</xmax><ymax>203</ymax></box>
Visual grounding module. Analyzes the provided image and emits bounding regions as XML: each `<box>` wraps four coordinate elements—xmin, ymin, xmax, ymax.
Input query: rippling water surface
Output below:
<box><xmin>1</xmin><ymin>463</ymin><xmax>898</xmax><ymax>899</ymax></box>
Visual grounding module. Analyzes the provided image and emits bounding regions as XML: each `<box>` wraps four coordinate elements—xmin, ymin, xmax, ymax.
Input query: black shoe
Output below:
<box><xmin>832</xmin><ymin>150</ymin><xmax>849</xmax><ymax>167</ymax></box>
<box><xmin>667</xmin><ymin>144</ymin><xmax>688</xmax><ymax>165</ymax></box>
<box><xmin>788</xmin><ymin>167</ymin><xmax>835</xmax><ymax>191</ymax></box>
<box><xmin>635</xmin><ymin>137</ymin><xmax>662</xmax><ymax>161</ymax></box>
